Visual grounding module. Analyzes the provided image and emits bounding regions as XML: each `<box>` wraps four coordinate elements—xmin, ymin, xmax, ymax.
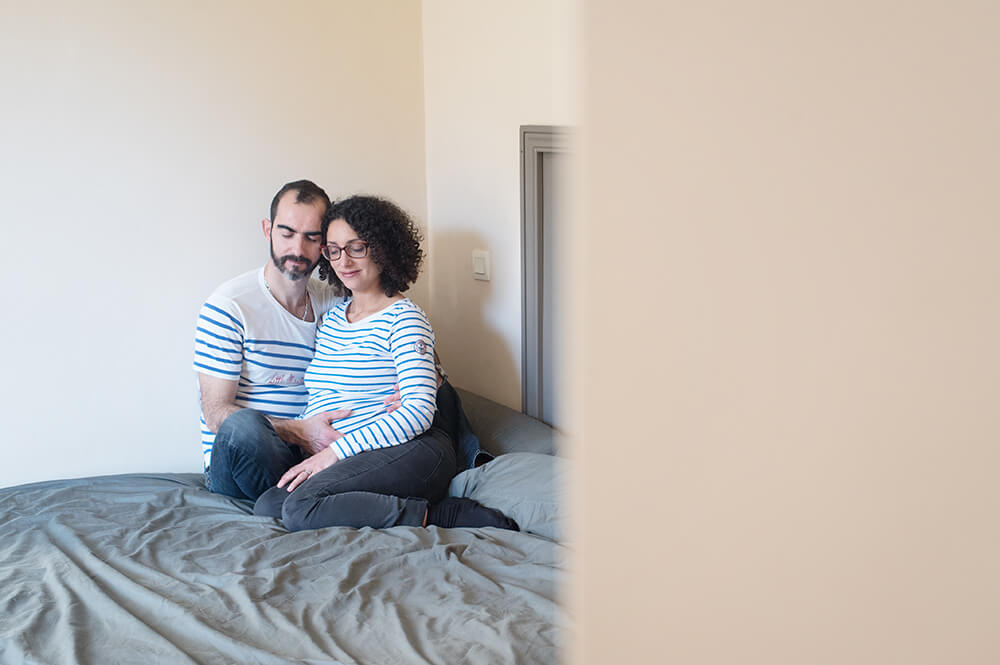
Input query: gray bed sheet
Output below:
<box><xmin>0</xmin><ymin>473</ymin><xmax>567</xmax><ymax>665</ymax></box>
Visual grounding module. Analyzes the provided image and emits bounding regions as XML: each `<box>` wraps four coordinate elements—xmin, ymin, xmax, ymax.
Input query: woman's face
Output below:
<box><xmin>325</xmin><ymin>218</ymin><xmax>381</xmax><ymax>294</ymax></box>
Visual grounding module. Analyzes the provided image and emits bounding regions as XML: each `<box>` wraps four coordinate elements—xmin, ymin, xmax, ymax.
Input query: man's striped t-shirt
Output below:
<box><xmin>302</xmin><ymin>298</ymin><xmax>437</xmax><ymax>460</ymax></box>
<box><xmin>193</xmin><ymin>268</ymin><xmax>341</xmax><ymax>469</ymax></box>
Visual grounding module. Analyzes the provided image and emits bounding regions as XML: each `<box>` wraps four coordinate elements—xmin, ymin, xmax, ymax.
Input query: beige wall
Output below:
<box><xmin>570</xmin><ymin>1</ymin><xmax>1000</xmax><ymax>663</ymax></box>
<box><xmin>0</xmin><ymin>0</ymin><xmax>427</xmax><ymax>486</ymax></box>
<box><xmin>421</xmin><ymin>0</ymin><xmax>579</xmax><ymax>409</ymax></box>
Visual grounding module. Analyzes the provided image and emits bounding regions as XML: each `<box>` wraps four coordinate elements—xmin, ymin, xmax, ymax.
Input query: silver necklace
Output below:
<box><xmin>265</xmin><ymin>278</ymin><xmax>311</xmax><ymax>320</ymax></box>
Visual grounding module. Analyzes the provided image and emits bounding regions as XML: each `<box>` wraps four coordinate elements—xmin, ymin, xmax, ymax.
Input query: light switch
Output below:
<box><xmin>472</xmin><ymin>249</ymin><xmax>490</xmax><ymax>281</ymax></box>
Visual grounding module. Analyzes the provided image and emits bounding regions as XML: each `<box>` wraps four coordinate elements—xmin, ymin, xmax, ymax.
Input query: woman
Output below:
<box><xmin>254</xmin><ymin>195</ymin><xmax>517</xmax><ymax>532</ymax></box>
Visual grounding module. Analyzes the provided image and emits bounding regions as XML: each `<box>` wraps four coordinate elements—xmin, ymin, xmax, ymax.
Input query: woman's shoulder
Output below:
<box><xmin>386</xmin><ymin>298</ymin><xmax>432</xmax><ymax>328</ymax></box>
<box><xmin>389</xmin><ymin>297</ymin><xmax>421</xmax><ymax>312</ymax></box>
<box><xmin>388</xmin><ymin>297</ymin><xmax>427</xmax><ymax>317</ymax></box>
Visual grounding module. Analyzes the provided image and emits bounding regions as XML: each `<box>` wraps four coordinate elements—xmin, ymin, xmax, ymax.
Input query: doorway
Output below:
<box><xmin>521</xmin><ymin>125</ymin><xmax>571</xmax><ymax>429</ymax></box>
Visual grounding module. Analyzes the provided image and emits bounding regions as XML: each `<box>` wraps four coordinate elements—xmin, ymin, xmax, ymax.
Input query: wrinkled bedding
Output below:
<box><xmin>0</xmin><ymin>473</ymin><xmax>567</xmax><ymax>665</ymax></box>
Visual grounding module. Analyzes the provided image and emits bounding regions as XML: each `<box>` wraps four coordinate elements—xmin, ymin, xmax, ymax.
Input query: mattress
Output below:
<box><xmin>0</xmin><ymin>471</ymin><xmax>567</xmax><ymax>665</ymax></box>
<box><xmin>0</xmin><ymin>392</ymin><xmax>568</xmax><ymax>664</ymax></box>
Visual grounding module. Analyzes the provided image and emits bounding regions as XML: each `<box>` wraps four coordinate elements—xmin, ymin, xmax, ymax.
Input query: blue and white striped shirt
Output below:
<box><xmin>302</xmin><ymin>298</ymin><xmax>437</xmax><ymax>460</ymax></box>
<box><xmin>193</xmin><ymin>268</ymin><xmax>341</xmax><ymax>469</ymax></box>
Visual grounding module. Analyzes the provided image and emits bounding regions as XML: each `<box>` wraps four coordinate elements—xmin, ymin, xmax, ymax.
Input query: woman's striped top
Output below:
<box><xmin>301</xmin><ymin>298</ymin><xmax>437</xmax><ymax>460</ymax></box>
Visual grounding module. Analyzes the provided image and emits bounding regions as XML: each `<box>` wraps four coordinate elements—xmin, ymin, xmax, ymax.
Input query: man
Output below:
<box><xmin>194</xmin><ymin>180</ymin><xmax>486</xmax><ymax>501</ymax></box>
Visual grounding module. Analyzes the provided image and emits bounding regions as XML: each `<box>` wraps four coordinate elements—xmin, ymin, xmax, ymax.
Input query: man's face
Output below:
<box><xmin>265</xmin><ymin>192</ymin><xmax>325</xmax><ymax>281</ymax></box>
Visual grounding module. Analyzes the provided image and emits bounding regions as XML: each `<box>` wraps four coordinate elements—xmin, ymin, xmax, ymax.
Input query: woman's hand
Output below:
<box><xmin>278</xmin><ymin>446</ymin><xmax>340</xmax><ymax>492</ymax></box>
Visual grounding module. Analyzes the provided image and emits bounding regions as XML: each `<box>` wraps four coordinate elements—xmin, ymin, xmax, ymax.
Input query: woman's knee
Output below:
<box><xmin>254</xmin><ymin>486</ymin><xmax>288</xmax><ymax>518</ymax></box>
<box><xmin>281</xmin><ymin>490</ymin><xmax>322</xmax><ymax>532</ymax></box>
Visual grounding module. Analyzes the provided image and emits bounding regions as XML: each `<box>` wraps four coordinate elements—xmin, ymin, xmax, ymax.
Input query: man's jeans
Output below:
<box><xmin>206</xmin><ymin>409</ymin><xmax>303</xmax><ymax>501</ymax></box>
<box><xmin>253</xmin><ymin>424</ymin><xmax>456</xmax><ymax>530</ymax></box>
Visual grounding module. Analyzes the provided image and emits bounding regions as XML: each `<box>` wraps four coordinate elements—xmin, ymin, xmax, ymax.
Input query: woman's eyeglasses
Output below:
<box><xmin>321</xmin><ymin>241</ymin><xmax>368</xmax><ymax>261</ymax></box>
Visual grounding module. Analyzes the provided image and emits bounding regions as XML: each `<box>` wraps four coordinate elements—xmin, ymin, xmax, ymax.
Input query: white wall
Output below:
<box><xmin>0</xmin><ymin>0</ymin><xmax>428</xmax><ymax>487</ymax></box>
<box><xmin>0</xmin><ymin>0</ymin><xmax>579</xmax><ymax>486</ymax></box>
<box><xmin>421</xmin><ymin>0</ymin><xmax>579</xmax><ymax>409</ymax></box>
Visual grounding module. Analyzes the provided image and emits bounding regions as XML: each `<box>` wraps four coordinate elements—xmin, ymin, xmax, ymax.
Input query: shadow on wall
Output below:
<box><xmin>427</xmin><ymin>230</ymin><xmax>520</xmax><ymax>410</ymax></box>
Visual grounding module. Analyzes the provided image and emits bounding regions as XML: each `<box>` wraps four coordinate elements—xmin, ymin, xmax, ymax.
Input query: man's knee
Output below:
<box><xmin>210</xmin><ymin>409</ymin><xmax>281</xmax><ymax>476</ymax></box>
<box><xmin>208</xmin><ymin>410</ymin><xmax>294</xmax><ymax>501</ymax></box>
<box><xmin>215</xmin><ymin>409</ymin><xmax>299</xmax><ymax>471</ymax></box>
<box><xmin>215</xmin><ymin>409</ymin><xmax>273</xmax><ymax>451</ymax></box>
<box><xmin>217</xmin><ymin>408</ymin><xmax>269</xmax><ymax>436</ymax></box>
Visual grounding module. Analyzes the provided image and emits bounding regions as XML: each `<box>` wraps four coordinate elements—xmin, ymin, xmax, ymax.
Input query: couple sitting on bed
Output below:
<box><xmin>194</xmin><ymin>180</ymin><xmax>517</xmax><ymax>532</ymax></box>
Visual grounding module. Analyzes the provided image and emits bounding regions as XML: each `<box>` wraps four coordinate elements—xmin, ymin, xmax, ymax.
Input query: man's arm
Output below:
<box><xmin>198</xmin><ymin>374</ymin><xmax>241</xmax><ymax>433</ymax></box>
<box><xmin>198</xmin><ymin>374</ymin><xmax>349</xmax><ymax>456</ymax></box>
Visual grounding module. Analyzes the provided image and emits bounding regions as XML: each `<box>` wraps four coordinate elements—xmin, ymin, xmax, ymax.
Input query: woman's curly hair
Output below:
<box><xmin>318</xmin><ymin>195</ymin><xmax>425</xmax><ymax>297</ymax></box>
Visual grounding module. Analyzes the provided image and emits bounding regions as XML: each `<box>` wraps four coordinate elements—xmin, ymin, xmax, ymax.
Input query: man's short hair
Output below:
<box><xmin>269</xmin><ymin>180</ymin><xmax>331</xmax><ymax>222</ymax></box>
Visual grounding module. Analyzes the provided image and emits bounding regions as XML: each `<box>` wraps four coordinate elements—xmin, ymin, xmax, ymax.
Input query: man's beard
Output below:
<box><xmin>270</xmin><ymin>241</ymin><xmax>318</xmax><ymax>281</ymax></box>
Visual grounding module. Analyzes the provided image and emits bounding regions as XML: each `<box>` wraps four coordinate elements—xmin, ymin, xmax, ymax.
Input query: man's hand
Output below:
<box><xmin>278</xmin><ymin>446</ymin><xmax>339</xmax><ymax>492</ymax></box>
<box><xmin>383</xmin><ymin>385</ymin><xmax>402</xmax><ymax>414</ymax></box>
<box><xmin>271</xmin><ymin>409</ymin><xmax>351</xmax><ymax>456</ymax></box>
<box><xmin>433</xmin><ymin>350</ymin><xmax>446</xmax><ymax>388</ymax></box>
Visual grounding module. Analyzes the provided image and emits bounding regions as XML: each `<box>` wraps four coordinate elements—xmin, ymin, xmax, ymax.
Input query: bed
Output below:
<box><xmin>0</xmin><ymin>389</ymin><xmax>569</xmax><ymax>665</ymax></box>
